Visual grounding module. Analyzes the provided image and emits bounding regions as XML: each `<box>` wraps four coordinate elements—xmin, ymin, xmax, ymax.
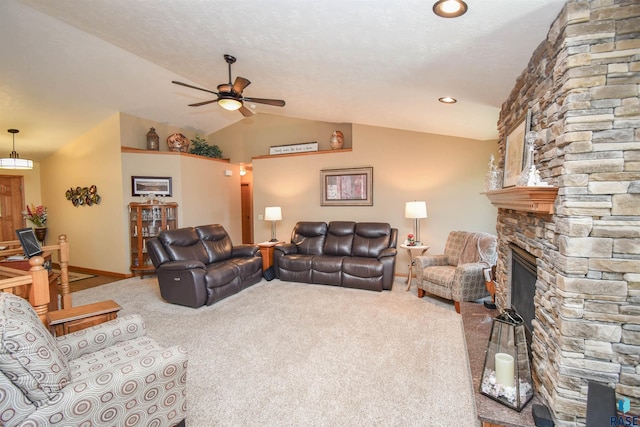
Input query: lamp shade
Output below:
<box><xmin>405</xmin><ymin>201</ymin><xmax>428</xmax><ymax>219</ymax></box>
<box><xmin>1</xmin><ymin>129</ymin><xmax>33</xmax><ymax>170</ymax></box>
<box><xmin>264</xmin><ymin>206</ymin><xmax>282</xmax><ymax>221</ymax></box>
<box><xmin>218</xmin><ymin>98</ymin><xmax>242</xmax><ymax>111</ymax></box>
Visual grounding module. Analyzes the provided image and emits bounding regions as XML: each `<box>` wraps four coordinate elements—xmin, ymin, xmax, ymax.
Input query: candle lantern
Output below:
<box><xmin>146</xmin><ymin>127</ymin><xmax>160</xmax><ymax>151</ymax></box>
<box><xmin>480</xmin><ymin>308</ymin><xmax>533</xmax><ymax>411</ymax></box>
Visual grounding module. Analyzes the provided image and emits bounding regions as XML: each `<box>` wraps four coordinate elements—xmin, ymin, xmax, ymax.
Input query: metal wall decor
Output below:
<box><xmin>66</xmin><ymin>185</ymin><xmax>101</xmax><ymax>206</ymax></box>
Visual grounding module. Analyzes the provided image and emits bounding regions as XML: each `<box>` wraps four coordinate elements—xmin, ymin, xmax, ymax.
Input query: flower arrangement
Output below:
<box><xmin>407</xmin><ymin>233</ymin><xmax>415</xmax><ymax>246</ymax></box>
<box><xmin>23</xmin><ymin>204</ymin><xmax>47</xmax><ymax>228</ymax></box>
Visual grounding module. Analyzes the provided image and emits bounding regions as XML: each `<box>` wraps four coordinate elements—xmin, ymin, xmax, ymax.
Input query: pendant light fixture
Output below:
<box><xmin>0</xmin><ymin>129</ymin><xmax>33</xmax><ymax>170</ymax></box>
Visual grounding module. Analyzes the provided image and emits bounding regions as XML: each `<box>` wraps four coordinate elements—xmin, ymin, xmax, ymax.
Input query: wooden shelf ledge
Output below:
<box><xmin>483</xmin><ymin>186</ymin><xmax>558</xmax><ymax>215</ymax></box>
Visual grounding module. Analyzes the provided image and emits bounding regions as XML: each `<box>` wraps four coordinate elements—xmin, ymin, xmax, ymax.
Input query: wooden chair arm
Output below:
<box><xmin>47</xmin><ymin>300</ymin><xmax>122</xmax><ymax>336</ymax></box>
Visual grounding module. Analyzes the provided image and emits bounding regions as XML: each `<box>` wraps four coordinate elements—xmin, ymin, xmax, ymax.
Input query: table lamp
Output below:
<box><xmin>264</xmin><ymin>206</ymin><xmax>282</xmax><ymax>242</ymax></box>
<box><xmin>405</xmin><ymin>201</ymin><xmax>427</xmax><ymax>245</ymax></box>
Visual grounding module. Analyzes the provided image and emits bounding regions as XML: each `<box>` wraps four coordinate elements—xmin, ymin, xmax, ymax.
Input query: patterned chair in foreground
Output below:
<box><xmin>0</xmin><ymin>292</ymin><xmax>188</xmax><ymax>427</ymax></box>
<box><xmin>414</xmin><ymin>231</ymin><xmax>497</xmax><ymax>313</ymax></box>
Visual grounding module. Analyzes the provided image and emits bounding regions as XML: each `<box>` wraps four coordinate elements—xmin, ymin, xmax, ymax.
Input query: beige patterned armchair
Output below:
<box><xmin>415</xmin><ymin>231</ymin><xmax>497</xmax><ymax>313</ymax></box>
<box><xmin>0</xmin><ymin>292</ymin><xmax>188</xmax><ymax>426</ymax></box>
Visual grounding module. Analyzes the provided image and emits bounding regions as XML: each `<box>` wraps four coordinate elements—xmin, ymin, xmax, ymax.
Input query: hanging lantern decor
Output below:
<box><xmin>480</xmin><ymin>308</ymin><xmax>534</xmax><ymax>411</ymax></box>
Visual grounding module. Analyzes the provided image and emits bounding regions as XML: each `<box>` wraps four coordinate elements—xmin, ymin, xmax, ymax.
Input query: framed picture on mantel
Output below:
<box><xmin>503</xmin><ymin>109</ymin><xmax>532</xmax><ymax>188</ymax></box>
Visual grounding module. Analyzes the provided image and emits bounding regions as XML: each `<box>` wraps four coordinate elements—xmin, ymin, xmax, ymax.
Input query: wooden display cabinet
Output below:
<box><xmin>129</xmin><ymin>202</ymin><xmax>178</xmax><ymax>277</ymax></box>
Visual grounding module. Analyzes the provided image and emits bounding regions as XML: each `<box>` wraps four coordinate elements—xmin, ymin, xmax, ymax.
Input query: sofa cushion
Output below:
<box><xmin>0</xmin><ymin>293</ymin><xmax>71</xmax><ymax>407</ymax></box>
<box><xmin>323</xmin><ymin>222</ymin><xmax>355</xmax><ymax>256</ymax></box>
<box><xmin>423</xmin><ymin>265</ymin><xmax>456</xmax><ymax>288</ymax></box>
<box><xmin>204</xmin><ymin>262</ymin><xmax>240</xmax><ymax>289</ymax></box>
<box><xmin>444</xmin><ymin>231</ymin><xmax>468</xmax><ymax>266</ymax></box>
<box><xmin>196</xmin><ymin>224</ymin><xmax>233</xmax><ymax>263</ymax></box>
<box><xmin>291</xmin><ymin>222</ymin><xmax>327</xmax><ymax>255</ymax></box>
<box><xmin>352</xmin><ymin>223</ymin><xmax>391</xmax><ymax>258</ymax></box>
<box><xmin>68</xmin><ymin>336</ymin><xmax>163</xmax><ymax>381</ymax></box>
<box><xmin>0</xmin><ymin>368</ymin><xmax>35</xmax><ymax>426</ymax></box>
<box><xmin>159</xmin><ymin>227</ymin><xmax>209</xmax><ymax>264</ymax></box>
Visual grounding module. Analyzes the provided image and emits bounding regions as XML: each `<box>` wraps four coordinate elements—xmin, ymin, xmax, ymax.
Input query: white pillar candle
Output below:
<box><xmin>495</xmin><ymin>353</ymin><xmax>515</xmax><ymax>387</ymax></box>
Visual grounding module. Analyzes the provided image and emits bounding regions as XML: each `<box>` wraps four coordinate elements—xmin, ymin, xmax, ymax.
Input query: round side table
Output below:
<box><xmin>400</xmin><ymin>243</ymin><xmax>430</xmax><ymax>291</ymax></box>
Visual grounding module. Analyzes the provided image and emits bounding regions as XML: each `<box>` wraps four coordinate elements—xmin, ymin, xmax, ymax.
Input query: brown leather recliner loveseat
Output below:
<box><xmin>273</xmin><ymin>221</ymin><xmax>398</xmax><ymax>291</ymax></box>
<box><xmin>147</xmin><ymin>224</ymin><xmax>263</xmax><ymax>308</ymax></box>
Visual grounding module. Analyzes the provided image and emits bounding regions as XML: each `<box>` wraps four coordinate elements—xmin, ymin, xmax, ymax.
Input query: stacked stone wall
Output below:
<box><xmin>494</xmin><ymin>1</ymin><xmax>639</xmax><ymax>425</ymax></box>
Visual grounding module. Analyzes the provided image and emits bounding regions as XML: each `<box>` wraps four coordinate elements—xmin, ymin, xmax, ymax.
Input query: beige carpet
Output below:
<box><xmin>72</xmin><ymin>277</ymin><xmax>479</xmax><ymax>427</ymax></box>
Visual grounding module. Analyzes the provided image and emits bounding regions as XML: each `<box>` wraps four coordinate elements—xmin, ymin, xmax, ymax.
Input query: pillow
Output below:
<box><xmin>0</xmin><ymin>293</ymin><xmax>71</xmax><ymax>407</ymax></box>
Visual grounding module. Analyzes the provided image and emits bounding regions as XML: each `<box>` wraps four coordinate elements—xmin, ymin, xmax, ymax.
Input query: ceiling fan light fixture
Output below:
<box><xmin>0</xmin><ymin>129</ymin><xmax>33</xmax><ymax>170</ymax></box>
<box><xmin>438</xmin><ymin>96</ymin><xmax>458</xmax><ymax>104</ymax></box>
<box><xmin>218</xmin><ymin>98</ymin><xmax>242</xmax><ymax>111</ymax></box>
<box><xmin>433</xmin><ymin>0</ymin><xmax>468</xmax><ymax>18</ymax></box>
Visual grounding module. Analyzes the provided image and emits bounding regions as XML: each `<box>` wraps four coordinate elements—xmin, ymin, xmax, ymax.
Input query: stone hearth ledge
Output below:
<box><xmin>461</xmin><ymin>301</ymin><xmax>541</xmax><ymax>427</ymax></box>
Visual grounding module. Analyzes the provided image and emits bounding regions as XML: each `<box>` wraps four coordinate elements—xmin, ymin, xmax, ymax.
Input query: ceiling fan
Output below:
<box><xmin>172</xmin><ymin>54</ymin><xmax>285</xmax><ymax>117</ymax></box>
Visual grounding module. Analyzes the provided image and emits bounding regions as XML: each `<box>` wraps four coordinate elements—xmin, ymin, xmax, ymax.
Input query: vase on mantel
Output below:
<box><xmin>330</xmin><ymin>130</ymin><xmax>344</xmax><ymax>150</ymax></box>
<box><xmin>34</xmin><ymin>227</ymin><xmax>47</xmax><ymax>245</ymax></box>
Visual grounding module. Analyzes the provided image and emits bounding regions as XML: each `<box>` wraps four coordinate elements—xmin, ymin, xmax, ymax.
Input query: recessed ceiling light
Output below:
<box><xmin>439</xmin><ymin>96</ymin><xmax>457</xmax><ymax>104</ymax></box>
<box><xmin>433</xmin><ymin>0</ymin><xmax>468</xmax><ymax>18</ymax></box>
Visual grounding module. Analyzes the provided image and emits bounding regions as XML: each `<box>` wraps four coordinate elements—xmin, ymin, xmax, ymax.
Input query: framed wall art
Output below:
<box><xmin>503</xmin><ymin>109</ymin><xmax>532</xmax><ymax>187</ymax></box>
<box><xmin>131</xmin><ymin>176</ymin><xmax>173</xmax><ymax>197</ymax></box>
<box><xmin>320</xmin><ymin>167</ymin><xmax>373</xmax><ymax>206</ymax></box>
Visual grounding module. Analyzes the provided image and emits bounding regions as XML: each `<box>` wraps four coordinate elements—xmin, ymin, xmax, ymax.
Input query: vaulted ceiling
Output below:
<box><xmin>0</xmin><ymin>0</ymin><xmax>566</xmax><ymax>161</ymax></box>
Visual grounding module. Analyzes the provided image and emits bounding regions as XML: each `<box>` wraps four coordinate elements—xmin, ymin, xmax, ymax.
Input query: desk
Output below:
<box><xmin>257</xmin><ymin>242</ymin><xmax>280</xmax><ymax>271</ymax></box>
<box><xmin>0</xmin><ymin>251</ymin><xmax>59</xmax><ymax>312</ymax></box>
<box><xmin>399</xmin><ymin>244</ymin><xmax>429</xmax><ymax>291</ymax></box>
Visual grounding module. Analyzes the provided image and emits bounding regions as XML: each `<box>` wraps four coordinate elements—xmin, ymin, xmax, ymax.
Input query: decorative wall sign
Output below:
<box><xmin>131</xmin><ymin>176</ymin><xmax>172</xmax><ymax>197</ymax></box>
<box><xmin>66</xmin><ymin>185</ymin><xmax>101</xmax><ymax>206</ymax></box>
<box><xmin>269</xmin><ymin>142</ymin><xmax>318</xmax><ymax>155</ymax></box>
<box><xmin>320</xmin><ymin>167</ymin><xmax>373</xmax><ymax>206</ymax></box>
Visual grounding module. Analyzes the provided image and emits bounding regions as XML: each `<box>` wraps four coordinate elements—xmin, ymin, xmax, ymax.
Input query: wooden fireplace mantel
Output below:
<box><xmin>483</xmin><ymin>186</ymin><xmax>559</xmax><ymax>215</ymax></box>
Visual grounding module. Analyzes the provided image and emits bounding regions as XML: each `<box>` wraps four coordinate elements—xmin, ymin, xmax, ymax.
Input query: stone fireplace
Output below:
<box><xmin>489</xmin><ymin>2</ymin><xmax>639</xmax><ymax>426</ymax></box>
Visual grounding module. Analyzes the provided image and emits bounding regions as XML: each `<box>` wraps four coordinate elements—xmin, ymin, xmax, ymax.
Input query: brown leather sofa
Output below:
<box><xmin>147</xmin><ymin>224</ymin><xmax>263</xmax><ymax>307</ymax></box>
<box><xmin>273</xmin><ymin>221</ymin><xmax>398</xmax><ymax>291</ymax></box>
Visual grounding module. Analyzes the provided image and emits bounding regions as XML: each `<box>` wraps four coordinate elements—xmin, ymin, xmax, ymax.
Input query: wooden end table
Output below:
<box><xmin>47</xmin><ymin>299</ymin><xmax>121</xmax><ymax>336</ymax></box>
<box><xmin>399</xmin><ymin>243</ymin><xmax>429</xmax><ymax>291</ymax></box>
<box><xmin>257</xmin><ymin>242</ymin><xmax>280</xmax><ymax>271</ymax></box>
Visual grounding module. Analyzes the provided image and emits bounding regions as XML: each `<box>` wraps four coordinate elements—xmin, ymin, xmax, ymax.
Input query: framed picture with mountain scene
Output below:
<box><xmin>131</xmin><ymin>176</ymin><xmax>172</xmax><ymax>197</ymax></box>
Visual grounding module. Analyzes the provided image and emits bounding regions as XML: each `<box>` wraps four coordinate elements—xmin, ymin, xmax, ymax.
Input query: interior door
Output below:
<box><xmin>0</xmin><ymin>176</ymin><xmax>25</xmax><ymax>241</ymax></box>
<box><xmin>241</xmin><ymin>182</ymin><xmax>253</xmax><ymax>244</ymax></box>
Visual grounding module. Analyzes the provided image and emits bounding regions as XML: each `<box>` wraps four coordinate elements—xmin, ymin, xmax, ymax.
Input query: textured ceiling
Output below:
<box><xmin>0</xmin><ymin>0</ymin><xmax>567</xmax><ymax>161</ymax></box>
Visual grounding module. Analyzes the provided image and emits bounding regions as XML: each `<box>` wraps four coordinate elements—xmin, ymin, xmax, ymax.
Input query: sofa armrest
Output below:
<box><xmin>274</xmin><ymin>243</ymin><xmax>298</xmax><ymax>255</ymax></box>
<box><xmin>24</xmin><ymin>346</ymin><xmax>188</xmax><ymax>426</ymax></box>
<box><xmin>451</xmin><ymin>262</ymin><xmax>488</xmax><ymax>300</ymax></box>
<box><xmin>415</xmin><ymin>255</ymin><xmax>449</xmax><ymax>281</ymax></box>
<box><xmin>377</xmin><ymin>247</ymin><xmax>397</xmax><ymax>259</ymax></box>
<box><xmin>55</xmin><ymin>314</ymin><xmax>147</xmax><ymax>360</ymax></box>
<box><xmin>232</xmin><ymin>244</ymin><xmax>260</xmax><ymax>257</ymax></box>
<box><xmin>156</xmin><ymin>259</ymin><xmax>206</xmax><ymax>271</ymax></box>
<box><xmin>415</xmin><ymin>254</ymin><xmax>448</xmax><ymax>269</ymax></box>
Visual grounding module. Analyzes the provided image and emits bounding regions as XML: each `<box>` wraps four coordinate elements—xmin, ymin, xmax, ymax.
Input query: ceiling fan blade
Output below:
<box><xmin>232</xmin><ymin>77</ymin><xmax>251</xmax><ymax>94</ymax></box>
<box><xmin>239</xmin><ymin>105</ymin><xmax>253</xmax><ymax>117</ymax></box>
<box><xmin>172</xmin><ymin>80</ymin><xmax>218</xmax><ymax>96</ymax></box>
<box><xmin>243</xmin><ymin>97</ymin><xmax>286</xmax><ymax>107</ymax></box>
<box><xmin>188</xmin><ymin>99</ymin><xmax>219</xmax><ymax>107</ymax></box>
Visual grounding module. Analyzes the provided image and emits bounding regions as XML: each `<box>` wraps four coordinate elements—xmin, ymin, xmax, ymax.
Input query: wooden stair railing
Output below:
<box><xmin>0</xmin><ymin>234</ymin><xmax>72</xmax><ymax>325</ymax></box>
<box><xmin>0</xmin><ymin>256</ymin><xmax>51</xmax><ymax>324</ymax></box>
